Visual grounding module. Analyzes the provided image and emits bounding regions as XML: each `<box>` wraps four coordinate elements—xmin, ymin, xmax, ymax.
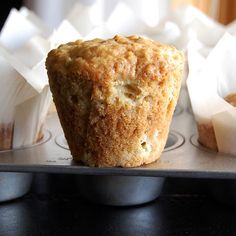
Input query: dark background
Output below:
<box><xmin>1</xmin><ymin>174</ymin><xmax>236</xmax><ymax>236</ymax></box>
<box><xmin>0</xmin><ymin>0</ymin><xmax>23</xmax><ymax>29</ymax></box>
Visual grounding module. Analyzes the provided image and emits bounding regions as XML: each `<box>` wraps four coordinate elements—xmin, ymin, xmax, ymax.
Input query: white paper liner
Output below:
<box><xmin>49</xmin><ymin>20</ymin><xmax>82</xmax><ymax>49</ymax></box>
<box><xmin>13</xmin><ymin>86</ymin><xmax>52</xmax><ymax>148</ymax></box>
<box><xmin>212</xmin><ymin>109</ymin><xmax>236</xmax><ymax>155</ymax></box>
<box><xmin>13</xmin><ymin>35</ymin><xmax>50</xmax><ymax>68</ymax></box>
<box><xmin>105</xmin><ymin>2</ymin><xmax>148</xmax><ymax>36</ymax></box>
<box><xmin>187</xmin><ymin>33</ymin><xmax>236</xmax><ymax>155</ymax></box>
<box><xmin>0</xmin><ymin>63</ymin><xmax>50</xmax><ymax>148</ymax></box>
<box><xmin>0</xmin><ymin>7</ymin><xmax>51</xmax><ymax>149</ymax></box>
<box><xmin>0</xmin><ymin>7</ymin><xmax>49</xmax><ymax>51</ymax></box>
<box><xmin>19</xmin><ymin>7</ymin><xmax>48</xmax><ymax>33</ymax></box>
<box><xmin>66</xmin><ymin>1</ymin><xmax>105</xmax><ymax>36</ymax></box>
<box><xmin>0</xmin><ymin>46</ymin><xmax>46</xmax><ymax>93</ymax></box>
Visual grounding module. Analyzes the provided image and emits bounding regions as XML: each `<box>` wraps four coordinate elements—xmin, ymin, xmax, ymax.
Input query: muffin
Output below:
<box><xmin>46</xmin><ymin>35</ymin><xmax>185</xmax><ymax>167</ymax></box>
<box><xmin>224</xmin><ymin>93</ymin><xmax>236</xmax><ymax>107</ymax></box>
<box><xmin>197</xmin><ymin>93</ymin><xmax>236</xmax><ymax>152</ymax></box>
<box><xmin>197</xmin><ymin>122</ymin><xmax>218</xmax><ymax>151</ymax></box>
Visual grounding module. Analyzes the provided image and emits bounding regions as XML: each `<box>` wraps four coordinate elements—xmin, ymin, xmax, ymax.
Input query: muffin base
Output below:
<box><xmin>0</xmin><ymin>123</ymin><xmax>13</xmax><ymax>150</ymax></box>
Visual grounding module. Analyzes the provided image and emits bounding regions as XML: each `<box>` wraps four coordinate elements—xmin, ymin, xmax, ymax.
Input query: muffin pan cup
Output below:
<box><xmin>0</xmin><ymin>87</ymin><xmax>236</xmax><ymax>204</ymax></box>
<box><xmin>76</xmin><ymin>175</ymin><xmax>165</xmax><ymax>206</ymax></box>
<box><xmin>0</xmin><ymin>172</ymin><xmax>33</xmax><ymax>202</ymax></box>
<box><xmin>0</xmin><ymin>131</ymin><xmax>51</xmax><ymax>203</ymax></box>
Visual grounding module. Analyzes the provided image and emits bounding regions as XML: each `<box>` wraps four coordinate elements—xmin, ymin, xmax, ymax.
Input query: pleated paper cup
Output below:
<box><xmin>187</xmin><ymin>33</ymin><xmax>236</xmax><ymax>155</ymax></box>
<box><xmin>0</xmin><ymin>8</ymin><xmax>51</xmax><ymax>150</ymax></box>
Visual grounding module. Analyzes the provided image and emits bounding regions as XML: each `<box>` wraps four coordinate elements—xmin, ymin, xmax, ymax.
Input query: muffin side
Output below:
<box><xmin>46</xmin><ymin>35</ymin><xmax>184</xmax><ymax>167</ymax></box>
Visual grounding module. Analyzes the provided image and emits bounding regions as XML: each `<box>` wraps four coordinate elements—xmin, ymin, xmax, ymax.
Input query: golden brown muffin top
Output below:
<box><xmin>46</xmin><ymin>35</ymin><xmax>184</xmax><ymax>84</ymax></box>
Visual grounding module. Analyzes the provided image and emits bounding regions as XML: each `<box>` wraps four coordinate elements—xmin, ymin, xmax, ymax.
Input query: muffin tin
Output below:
<box><xmin>1</xmin><ymin>86</ymin><xmax>236</xmax><ymax>205</ymax></box>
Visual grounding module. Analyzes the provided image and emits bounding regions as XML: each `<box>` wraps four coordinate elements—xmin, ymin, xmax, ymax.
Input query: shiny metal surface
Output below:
<box><xmin>0</xmin><ymin>172</ymin><xmax>33</xmax><ymax>202</ymax></box>
<box><xmin>0</xmin><ymin>87</ymin><xmax>236</xmax><ymax>179</ymax></box>
<box><xmin>76</xmin><ymin>175</ymin><xmax>164</xmax><ymax>206</ymax></box>
<box><xmin>55</xmin><ymin>130</ymin><xmax>184</xmax><ymax>152</ymax></box>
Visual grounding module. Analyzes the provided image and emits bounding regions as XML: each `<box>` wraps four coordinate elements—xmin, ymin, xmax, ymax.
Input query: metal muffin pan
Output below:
<box><xmin>0</xmin><ymin>86</ymin><xmax>236</xmax><ymax>204</ymax></box>
<box><xmin>0</xmin><ymin>87</ymin><xmax>235</xmax><ymax>179</ymax></box>
<box><xmin>0</xmin><ymin>133</ymin><xmax>51</xmax><ymax>202</ymax></box>
<box><xmin>0</xmin><ymin>172</ymin><xmax>33</xmax><ymax>202</ymax></box>
<box><xmin>76</xmin><ymin>175</ymin><xmax>165</xmax><ymax>206</ymax></box>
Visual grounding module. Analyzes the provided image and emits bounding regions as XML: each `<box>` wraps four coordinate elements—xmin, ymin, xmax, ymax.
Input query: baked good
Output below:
<box><xmin>197</xmin><ymin>122</ymin><xmax>218</xmax><ymax>151</ymax></box>
<box><xmin>46</xmin><ymin>35</ymin><xmax>185</xmax><ymax>167</ymax></box>
<box><xmin>197</xmin><ymin>93</ymin><xmax>236</xmax><ymax>152</ymax></box>
<box><xmin>0</xmin><ymin>124</ymin><xmax>13</xmax><ymax>150</ymax></box>
<box><xmin>224</xmin><ymin>93</ymin><xmax>236</xmax><ymax>107</ymax></box>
